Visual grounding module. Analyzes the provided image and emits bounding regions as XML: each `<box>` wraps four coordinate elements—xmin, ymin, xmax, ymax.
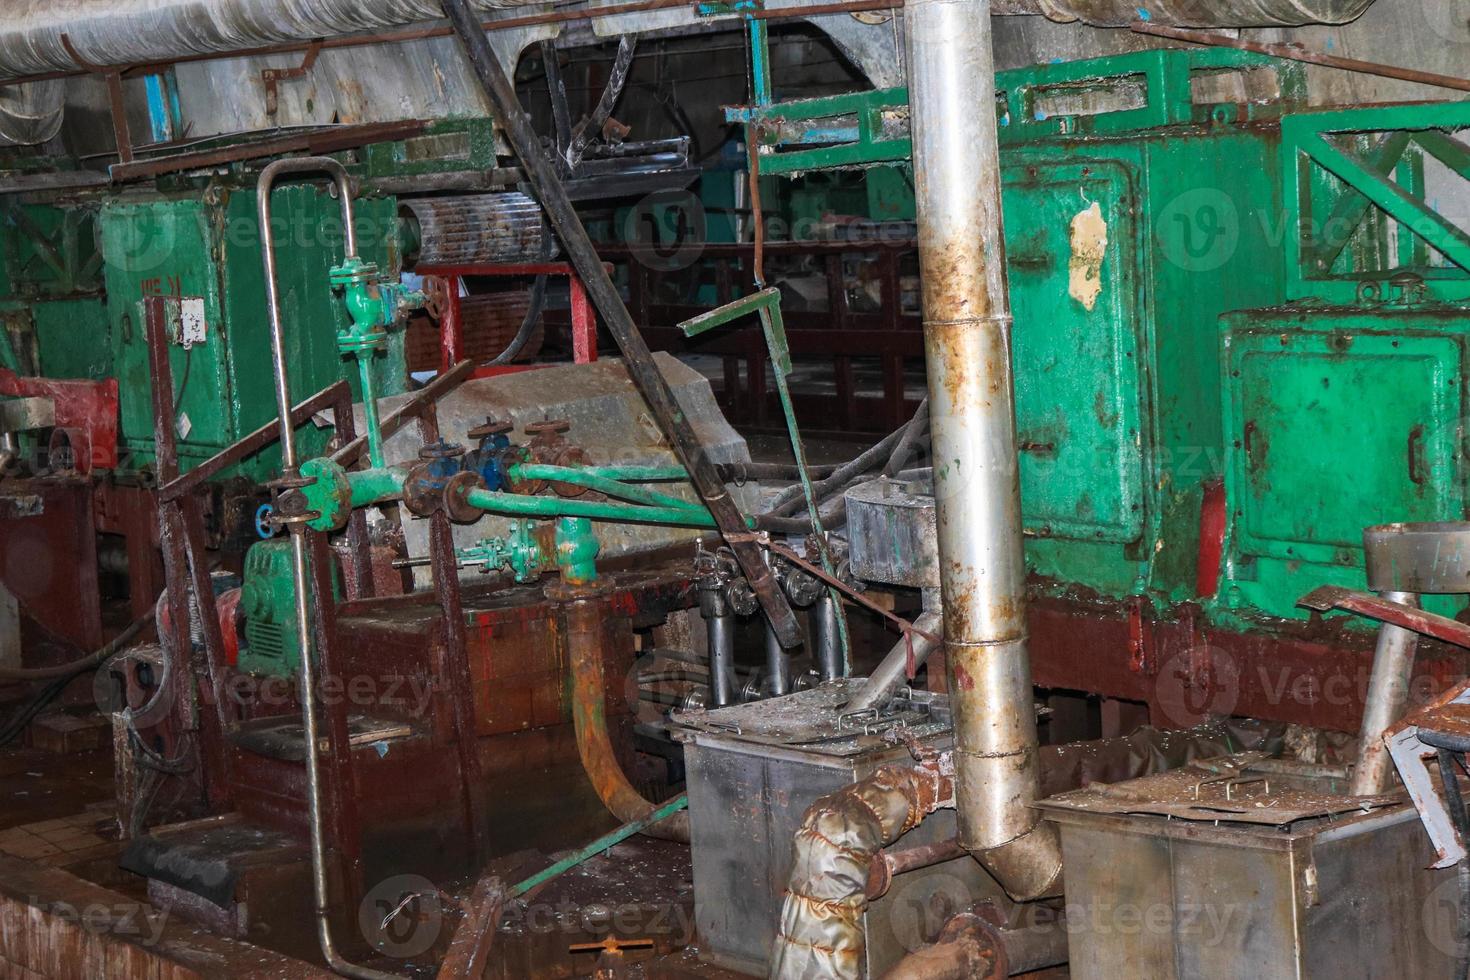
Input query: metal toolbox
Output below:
<box><xmin>1039</xmin><ymin>754</ymin><xmax>1459</xmax><ymax>979</ymax></box>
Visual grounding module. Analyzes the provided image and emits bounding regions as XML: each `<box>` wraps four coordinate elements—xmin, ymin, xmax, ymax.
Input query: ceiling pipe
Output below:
<box><xmin>989</xmin><ymin>0</ymin><xmax>1375</xmax><ymax>25</ymax></box>
<box><xmin>905</xmin><ymin>0</ymin><xmax>1063</xmax><ymax>901</ymax></box>
<box><xmin>0</xmin><ymin>0</ymin><xmax>1377</xmax><ymax>82</ymax></box>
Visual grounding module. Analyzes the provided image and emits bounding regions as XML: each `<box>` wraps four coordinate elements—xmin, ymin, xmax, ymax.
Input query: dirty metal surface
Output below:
<box><xmin>0</xmin><ymin>852</ymin><xmax>330</xmax><ymax>978</ymax></box>
<box><xmin>671</xmin><ymin>679</ymin><xmax>951</xmax><ymax>751</ymax></box>
<box><xmin>1040</xmin><ymin>754</ymin><xmax>1399</xmax><ymax>826</ymax></box>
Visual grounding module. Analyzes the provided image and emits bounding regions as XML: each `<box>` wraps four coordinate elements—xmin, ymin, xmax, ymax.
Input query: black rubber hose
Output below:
<box><xmin>0</xmin><ymin>605</ymin><xmax>155</xmax><ymax>681</ymax></box>
<box><xmin>1420</xmin><ymin>729</ymin><xmax>1470</xmax><ymax>754</ymax></box>
<box><xmin>487</xmin><ymin>273</ymin><xmax>548</xmax><ymax>366</ymax></box>
<box><xmin>1438</xmin><ymin>747</ymin><xmax>1470</xmax><ymax>980</ymax></box>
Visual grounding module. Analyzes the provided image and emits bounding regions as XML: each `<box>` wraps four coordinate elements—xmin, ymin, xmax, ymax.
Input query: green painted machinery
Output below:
<box><xmin>1214</xmin><ymin>102</ymin><xmax>1470</xmax><ymax>627</ymax></box>
<box><xmin>992</xmin><ymin>50</ymin><xmax>1307</xmax><ymax>609</ymax></box>
<box><xmin>0</xmin><ymin>201</ymin><xmax>107</xmax><ymax>380</ymax></box>
<box><xmin>239</xmin><ymin>537</ymin><xmax>340</xmax><ymax>677</ymax></box>
<box><xmin>99</xmin><ymin>183</ymin><xmax>407</xmax><ymax>482</ymax></box>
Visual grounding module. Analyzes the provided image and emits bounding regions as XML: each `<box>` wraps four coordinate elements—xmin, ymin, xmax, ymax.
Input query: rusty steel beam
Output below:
<box><xmin>109</xmin><ymin>120</ymin><xmax>427</xmax><ymax>183</ymax></box>
<box><xmin>159</xmin><ymin>380</ymin><xmax>350</xmax><ymax>502</ymax></box>
<box><xmin>1298</xmin><ymin>586</ymin><xmax>1470</xmax><ymax>649</ymax></box>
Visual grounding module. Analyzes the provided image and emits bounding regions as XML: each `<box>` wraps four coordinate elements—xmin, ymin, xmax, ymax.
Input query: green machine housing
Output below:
<box><xmin>1215</xmin><ymin>102</ymin><xmax>1470</xmax><ymax>626</ymax></box>
<box><xmin>239</xmin><ymin>538</ymin><xmax>340</xmax><ymax>677</ymax></box>
<box><xmin>98</xmin><ymin>183</ymin><xmax>407</xmax><ymax>482</ymax></box>
<box><xmin>0</xmin><ymin>200</ymin><xmax>108</xmax><ymax>380</ymax></box>
<box><xmin>992</xmin><ymin>50</ymin><xmax>1307</xmax><ymax>609</ymax></box>
<box><xmin>726</xmin><ymin>48</ymin><xmax>1315</xmax><ymax>614</ymax></box>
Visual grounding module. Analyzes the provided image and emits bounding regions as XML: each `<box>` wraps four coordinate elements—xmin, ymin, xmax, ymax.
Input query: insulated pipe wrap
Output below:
<box><xmin>993</xmin><ymin>0</ymin><xmax>1374</xmax><ymax>24</ymax></box>
<box><xmin>769</xmin><ymin>765</ymin><xmax>952</xmax><ymax>980</ymax></box>
<box><xmin>0</xmin><ymin>0</ymin><xmax>539</xmax><ymax>77</ymax></box>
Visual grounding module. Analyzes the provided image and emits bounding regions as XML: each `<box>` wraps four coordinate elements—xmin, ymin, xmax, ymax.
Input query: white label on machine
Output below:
<box><xmin>177</xmin><ymin>412</ymin><xmax>192</xmax><ymax>440</ymax></box>
<box><xmin>179</xmin><ymin>297</ymin><xmax>207</xmax><ymax>349</ymax></box>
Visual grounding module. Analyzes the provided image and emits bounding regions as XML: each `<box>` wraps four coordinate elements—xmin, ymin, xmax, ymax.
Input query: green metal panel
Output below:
<box><xmin>33</xmin><ymin>298</ymin><xmax>111</xmax><ymax>380</ymax></box>
<box><xmin>100</xmin><ymin>186</ymin><xmax>404</xmax><ymax>481</ymax></box>
<box><xmin>1217</xmin><ymin>305</ymin><xmax>1470</xmax><ymax>623</ymax></box>
<box><xmin>239</xmin><ymin>538</ymin><xmax>340</xmax><ymax>678</ymax></box>
<box><xmin>1282</xmin><ymin>102</ymin><xmax>1470</xmax><ymax>304</ymax></box>
<box><xmin>1005</xmin><ymin>161</ymin><xmax>1144</xmax><ymax>544</ymax></box>
<box><xmin>999</xmin><ymin>119</ymin><xmax>1290</xmax><ymax>604</ymax></box>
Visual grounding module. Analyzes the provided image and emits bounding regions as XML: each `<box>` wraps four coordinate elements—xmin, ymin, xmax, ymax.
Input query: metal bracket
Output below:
<box><xmin>1297</xmin><ymin>585</ymin><xmax>1470</xmax><ymax>648</ymax></box>
<box><xmin>262</xmin><ymin>40</ymin><xmax>322</xmax><ymax>117</ymax></box>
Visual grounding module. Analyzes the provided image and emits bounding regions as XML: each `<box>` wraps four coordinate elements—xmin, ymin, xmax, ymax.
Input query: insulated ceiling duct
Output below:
<box><xmin>0</xmin><ymin>0</ymin><xmax>1378</xmax><ymax>80</ymax></box>
<box><xmin>991</xmin><ymin>0</ymin><xmax>1376</xmax><ymax>25</ymax></box>
<box><xmin>0</xmin><ymin>0</ymin><xmax>538</xmax><ymax>78</ymax></box>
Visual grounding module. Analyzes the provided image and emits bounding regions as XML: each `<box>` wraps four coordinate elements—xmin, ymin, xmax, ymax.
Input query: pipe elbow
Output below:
<box><xmin>770</xmin><ymin>765</ymin><xmax>953</xmax><ymax>980</ymax></box>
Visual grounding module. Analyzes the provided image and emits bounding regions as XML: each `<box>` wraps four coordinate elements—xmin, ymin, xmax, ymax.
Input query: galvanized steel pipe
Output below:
<box><xmin>906</xmin><ymin>0</ymin><xmax>1062</xmax><ymax>900</ymax></box>
<box><xmin>257</xmin><ymin>158</ymin><xmax>399</xmax><ymax>980</ymax></box>
<box><xmin>1350</xmin><ymin>589</ymin><xmax>1421</xmax><ymax>795</ymax></box>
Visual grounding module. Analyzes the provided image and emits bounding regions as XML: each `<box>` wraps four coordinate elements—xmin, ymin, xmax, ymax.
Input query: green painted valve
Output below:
<box><xmin>555</xmin><ymin>516</ymin><xmax>600</xmax><ymax>585</ymax></box>
<box><xmin>456</xmin><ymin>520</ymin><xmax>547</xmax><ymax>583</ymax></box>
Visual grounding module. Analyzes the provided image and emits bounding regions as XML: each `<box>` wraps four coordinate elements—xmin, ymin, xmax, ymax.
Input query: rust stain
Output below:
<box><xmin>954</xmin><ymin>664</ymin><xmax>975</xmax><ymax>691</ymax></box>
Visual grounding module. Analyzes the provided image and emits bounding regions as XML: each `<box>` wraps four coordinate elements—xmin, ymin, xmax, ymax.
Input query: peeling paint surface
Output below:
<box><xmin>1068</xmin><ymin>200</ymin><xmax>1108</xmax><ymax>311</ymax></box>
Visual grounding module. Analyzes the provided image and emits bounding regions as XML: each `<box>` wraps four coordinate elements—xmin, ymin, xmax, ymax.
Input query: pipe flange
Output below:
<box><xmin>543</xmin><ymin>577</ymin><xmax>615</xmax><ymax>603</ymax></box>
<box><xmin>443</xmin><ymin>470</ymin><xmax>487</xmax><ymax>523</ymax></box>
<box><xmin>401</xmin><ymin>460</ymin><xmax>441</xmax><ymax>517</ymax></box>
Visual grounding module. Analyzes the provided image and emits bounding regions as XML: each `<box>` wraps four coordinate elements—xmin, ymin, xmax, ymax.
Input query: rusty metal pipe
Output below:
<box><xmin>865</xmin><ymin>835</ymin><xmax>968</xmax><ymax>900</ymax></box>
<box><xmin>879</xmin><ymin>912</ymin><xmax>1007</xmax><ymax>980</ymax></box>
<box><xmin>564</xmin><ymin>597</ymin><xmax>690</xmax><ymax>843</ymax></box>
<box><xmin>906</xmin><ymin>0</ymin><xmax>1062</xmax><ymax>901</ymax></box>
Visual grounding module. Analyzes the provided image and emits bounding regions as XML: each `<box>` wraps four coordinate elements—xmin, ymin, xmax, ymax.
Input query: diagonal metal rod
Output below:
<box><xmin>438</xmin><ymin>0</ymin><xmax>802</xmax><ymax>646</ymax></box>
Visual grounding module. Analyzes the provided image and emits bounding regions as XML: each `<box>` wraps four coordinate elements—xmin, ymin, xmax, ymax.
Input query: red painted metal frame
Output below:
<box><xmin>416</xmin><ymin>261</ymin><xmax>598</xmax><ymax>378</ymax></box>
<box><xmin>0</xmin><ymin>369</ymin><xmax>119</xmax><ymax>472</ymax></box>
<box><xmin>588</xmin><ymin>240</ymin><xmax>923</xmax><ymax>435</ymax></box>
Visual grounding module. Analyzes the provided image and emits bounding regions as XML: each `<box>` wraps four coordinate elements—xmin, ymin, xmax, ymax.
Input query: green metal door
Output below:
<box><xmin>1004</xmin><ymin>161</ymin><xmax>1145</xmax><ymax>543</ymax></box>
<box><xmin>1226</xmin><ymin>331</ymin><xmax>1464</xmax><ymax>565</ymax></box>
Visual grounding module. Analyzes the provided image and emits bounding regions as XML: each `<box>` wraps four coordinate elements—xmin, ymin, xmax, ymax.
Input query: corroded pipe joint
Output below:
<box><xmin>878</xmin><ymin>912</ymin><xmax>1008</xmax><ymax>980</ymax></box>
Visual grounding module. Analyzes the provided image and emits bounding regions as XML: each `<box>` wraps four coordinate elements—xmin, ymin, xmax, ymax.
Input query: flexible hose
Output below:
<box><xmin>0</xmin><ymin>604</ymin><xmax>155</xmax><ymax>680</ymax></box>
<box><xmin>487</xmin><ymin>273</ymin><xmax>548</xmax><ymax>365</ymax></box>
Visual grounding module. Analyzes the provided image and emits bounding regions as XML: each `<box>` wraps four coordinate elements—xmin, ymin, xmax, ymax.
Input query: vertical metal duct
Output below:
<box><xmin>905</xmin><ymin>0</ymin><xmax>1062</xmax><ymax>900</ymax></box>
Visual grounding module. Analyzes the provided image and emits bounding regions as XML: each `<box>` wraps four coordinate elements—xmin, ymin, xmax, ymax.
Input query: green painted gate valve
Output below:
<box><xmin>329</xmin><ymin>256</ymin><xmax>425</xmax><ymax>468</ymax></box>
<box><xmin>329</xmin><ymin>255</ymin><xmax>425</xmax><ymax>357</ymax></box>
<box><xmin>456</xmin><ymin>520</ymin><xmax>547</xmax><ymax>583</ymax></box>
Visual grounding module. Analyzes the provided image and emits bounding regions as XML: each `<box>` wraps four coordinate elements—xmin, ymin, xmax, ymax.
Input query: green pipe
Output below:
<box><xmin>355</xmin><ymin>351</ymin><xmax>386</xmax><ymax>470</ymax></box>
<box><xmin>464</xmin><ymin>486</ymin><xmax>728</xmax><ymax>528</ymax></box>
<box><xmin>509</xmin><ymin>463</ymin><xmax>702</xmax><ymax>511</ymax></box>
<box><xmin>509</xmin><ymin>795</ymin><xmax>689</xmax><ymax>897</ymax></box>
<box><xmin>583</xmin><ymin>464</ymin><xmax>688</xmax><ymax>482</ymax></box>
<box><xmin>347</xmin><ymin>465</ymin><xmax>408</xmax><ymax>506</ymax></box>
